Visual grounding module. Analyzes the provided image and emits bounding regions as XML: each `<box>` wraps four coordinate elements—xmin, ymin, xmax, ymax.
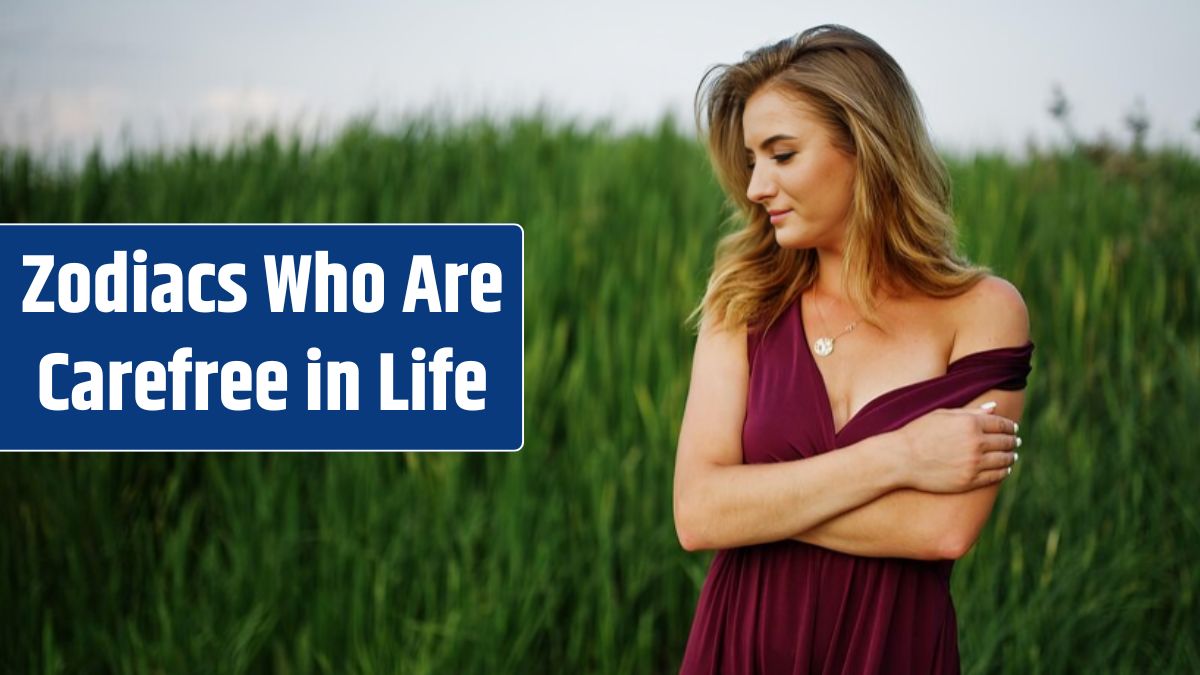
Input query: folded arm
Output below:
<box><xmin>673</xmin><ymin>316</ymin><xmax>912</xmax><ymax>551</ymax></box>
<box><xmin>792</xmin><ymin>278</ymin><xmax>1030</xmax><ymax>560</ymax></box>
<box><xmin>789</xmin><ymin>395</ymin><xmax>1017</xmax><ymax>562</ymax></box>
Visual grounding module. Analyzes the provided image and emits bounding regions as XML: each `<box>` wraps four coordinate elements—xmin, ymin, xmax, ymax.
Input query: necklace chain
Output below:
<box><xmin>812</xmin><ymin>286</ymin><xmax>861</xmax><ymax>357</ymax></box>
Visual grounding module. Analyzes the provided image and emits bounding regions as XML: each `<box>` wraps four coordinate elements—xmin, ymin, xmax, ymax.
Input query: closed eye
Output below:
<box><xmin>746</xmin><ymin>152</ymin><xmax>797</xmax><ymax>170</ymax></box>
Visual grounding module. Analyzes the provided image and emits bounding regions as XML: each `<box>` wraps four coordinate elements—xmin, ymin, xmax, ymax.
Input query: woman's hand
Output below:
<box><xmin>894</xmin><ymin>402</ymin><xmax>1021</xmax><ymax>493</ymax></box>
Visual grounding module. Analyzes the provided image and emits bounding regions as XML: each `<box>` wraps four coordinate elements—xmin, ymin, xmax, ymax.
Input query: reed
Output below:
<box><xmin>1</xmin><ymin>113</ymin><xmax>1197</xmax><ymax>673</ymax></box>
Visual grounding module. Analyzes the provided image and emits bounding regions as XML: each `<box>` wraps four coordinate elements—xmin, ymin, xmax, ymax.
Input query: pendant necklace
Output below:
<box><xmin>811</xmin><ymin>286</ymin><xmax>861</xmax><ymax>357</ymax></box>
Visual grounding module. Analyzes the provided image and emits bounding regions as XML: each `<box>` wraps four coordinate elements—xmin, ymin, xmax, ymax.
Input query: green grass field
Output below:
<box><xmin>2</xmin><ymin>114</ymin><xmax>1198</xmax><ymax>673</ymax></box>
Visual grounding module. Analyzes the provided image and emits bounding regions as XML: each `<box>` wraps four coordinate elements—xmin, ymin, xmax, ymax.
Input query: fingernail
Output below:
<box><xmin>1015</xmin><ymin>437</ymin><xmax>1022</xmax><ymax>448</ymax></box>
<box><xmin>1007</xmin><ymin>466</ymin><xmax>1012</xmax><ymax>475</ymax></box>
<box><xmin>1014</xmin><ymin>422</ymin><xmax>1019</xmax><ymax>434</ymax></box>
<box><xmin>1014</xmin><ymin>452</ymin><xmax>1020</xmax><ymax>462</ymax></box>
<box><xmin>981</xmin><ymin>401</ymin><xmax>997</xmax><ymax>411</ymax></box>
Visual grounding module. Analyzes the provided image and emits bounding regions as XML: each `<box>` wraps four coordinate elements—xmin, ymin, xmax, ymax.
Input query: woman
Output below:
<box><xmin>673</xmin><ymin>25</ymin><xmax>1034</xmax><ymax>674</ymax></box>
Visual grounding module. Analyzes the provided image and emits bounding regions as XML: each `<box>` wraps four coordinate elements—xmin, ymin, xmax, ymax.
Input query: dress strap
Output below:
<box><xmin>834</xmin><ymin>341</ymin><xmax>1035</xmax><ymax>447</ymax></box>
<box><xmin>944</xmin><ymin>342</ymin><xmax>1035</xmax><ymax>391</ymax></box>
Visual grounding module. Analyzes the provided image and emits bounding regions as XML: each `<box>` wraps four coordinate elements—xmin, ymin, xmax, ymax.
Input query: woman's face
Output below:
<box><xmin>743</xmin><ymin>87</ymin><xmax>857</xmax><ymax>251</ymax></box>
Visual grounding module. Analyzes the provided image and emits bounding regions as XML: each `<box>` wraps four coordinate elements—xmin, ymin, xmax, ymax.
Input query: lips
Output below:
<box><xmin>768</xmin><ymin>209</ymin><xmax>791</xmax><ymax>224</ymax></box>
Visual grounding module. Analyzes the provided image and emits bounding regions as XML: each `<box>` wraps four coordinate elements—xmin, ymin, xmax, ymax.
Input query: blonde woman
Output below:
<box><xmin>673</xmin><ymin>25</ymin><xmax>1033</xmax><ymax>674</ymax></box>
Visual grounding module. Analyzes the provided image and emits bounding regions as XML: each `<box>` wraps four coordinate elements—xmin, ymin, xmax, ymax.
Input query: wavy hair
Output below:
<box><xmin>689</xmin><ymin>24</ymin><xmax>989</xmax><ymax>335</ymax></box>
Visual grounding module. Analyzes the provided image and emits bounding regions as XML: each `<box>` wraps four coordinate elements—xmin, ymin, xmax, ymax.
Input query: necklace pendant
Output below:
<box><xmin>814</xmin><ymin>337</ymin><xmax>834</xmax><ymax>357</ymax></box>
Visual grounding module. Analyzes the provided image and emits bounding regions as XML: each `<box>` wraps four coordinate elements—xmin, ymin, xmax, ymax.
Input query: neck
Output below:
<box><xmin>814</xmin><ymin>245</ymin><xmax>847</xmax><ymax>304</ymax></box>
<box><xmin>813</xmin><ymin>245</ymin><xmax>908</xmax><ymax>312</ymax></box>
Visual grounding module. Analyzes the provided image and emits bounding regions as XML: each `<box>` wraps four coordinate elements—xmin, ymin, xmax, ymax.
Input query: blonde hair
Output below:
<box><xmin>689</xmin><ymin>24</ymin><xmax>989</xmax><ymax>335</ymax></box>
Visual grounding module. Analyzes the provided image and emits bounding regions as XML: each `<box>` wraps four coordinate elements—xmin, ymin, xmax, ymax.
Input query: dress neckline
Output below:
<box><xmin>796</xmin><ymin>292</ymin><xmax>1029</xmax><ymax>439</ymax></box>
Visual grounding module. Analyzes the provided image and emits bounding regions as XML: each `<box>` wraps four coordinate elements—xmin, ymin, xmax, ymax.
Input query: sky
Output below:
<box><xmin>2</xmin><ymin>0</ymin><xmax>1198</xmax><ymax>161</ymax></box>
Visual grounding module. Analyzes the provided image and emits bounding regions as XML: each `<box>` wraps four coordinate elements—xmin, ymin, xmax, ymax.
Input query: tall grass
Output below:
<box><xmin>1</xmin><ymin>113</ymin><xmax>1197</xmax><ymax>673</ymax></box>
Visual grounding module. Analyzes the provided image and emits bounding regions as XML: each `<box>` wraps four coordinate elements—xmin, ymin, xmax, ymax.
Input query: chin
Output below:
<box><xmin>773</xmin><ymin>227</ymin><xmax>815</xmax><ymax>250</ymax></box>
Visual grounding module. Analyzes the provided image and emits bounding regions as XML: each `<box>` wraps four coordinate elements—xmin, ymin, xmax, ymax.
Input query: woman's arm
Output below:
<box><xmin>673</xmin><ymin>315</ymin><xmax>911</xmax><ymax>551</ymax></box>
<box><xmin>791</xmin><ymin>389</ymin><xmax>1025</xmax><ymax>560</ymax></box>
<box><xmin>790</xmin><ymin>278</ymin><xmax>1031</xmax><ymax>560</ymax></box>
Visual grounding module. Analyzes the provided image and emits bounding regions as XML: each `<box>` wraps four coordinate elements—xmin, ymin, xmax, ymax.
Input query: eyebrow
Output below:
<box><xmin>744</xmin><ymin>134</ymin><xmax>797</xmax><ymax>153</ymax></box>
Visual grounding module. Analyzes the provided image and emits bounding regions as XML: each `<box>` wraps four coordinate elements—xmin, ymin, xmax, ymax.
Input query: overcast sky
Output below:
<box><xmin>3</xmin><ymin>0</ymin><xmax>1198</xmax><ymax>161</ymax></box>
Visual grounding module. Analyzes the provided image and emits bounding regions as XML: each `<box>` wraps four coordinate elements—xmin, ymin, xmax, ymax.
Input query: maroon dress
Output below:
<box><xmin>679</xmin><ymin>294</ymin><xmax>1034</xmax><ymax>674</ymax></box>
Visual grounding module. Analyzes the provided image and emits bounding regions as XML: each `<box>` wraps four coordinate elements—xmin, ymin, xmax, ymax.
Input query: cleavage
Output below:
<box><xmin>801</xmin><ymin>293</ymin><xmax>952</xmax><ymax>434</ymax></box>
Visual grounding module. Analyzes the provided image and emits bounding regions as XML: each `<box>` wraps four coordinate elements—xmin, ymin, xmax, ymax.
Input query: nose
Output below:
<box><xmin>745</xmin><ymin>163</ymin><xmax>776</xmax><ymax>205</ymax></box>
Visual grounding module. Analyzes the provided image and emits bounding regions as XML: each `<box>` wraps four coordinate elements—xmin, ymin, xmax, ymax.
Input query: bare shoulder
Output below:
<box><xmin>677</xmin><ymin>312</ymin><xmax>748</xmax><ymax>465</ymax></box>
<box><xmin>694</xmin><ymin>312</ymin><xmax>750</xmax><ymax>372</ymax></box>
<box><xmin>949</xmin><ymin>275</ymin><xmax>1031</xmax><ymax>360</ymax></box>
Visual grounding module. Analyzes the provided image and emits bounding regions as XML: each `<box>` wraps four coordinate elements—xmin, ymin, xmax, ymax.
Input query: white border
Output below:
<box><xmin>1</xmin><ymin>223</ymin><xmax>525</xmax><ymax>453</ymax></box>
